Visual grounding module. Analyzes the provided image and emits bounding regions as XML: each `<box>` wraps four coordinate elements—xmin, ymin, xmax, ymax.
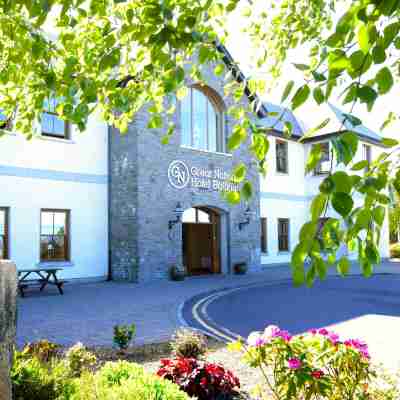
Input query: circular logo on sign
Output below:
<box><xmin>168</xmin><ymin>160</ymin><xmax>190</xmax><ymax>189</ymax></box>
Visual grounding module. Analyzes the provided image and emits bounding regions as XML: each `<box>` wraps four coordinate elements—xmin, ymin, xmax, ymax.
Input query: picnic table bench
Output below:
<box><xmin>18</xmin><ymin>268</ymin><xmax>66</xmax><ymax>297</ymax></box>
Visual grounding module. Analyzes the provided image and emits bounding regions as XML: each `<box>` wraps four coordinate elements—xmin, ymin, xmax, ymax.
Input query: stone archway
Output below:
<box><xmin>182</xmin><ymin>206</ymin><xmax>221</xmax><ymax>275</ymax></box>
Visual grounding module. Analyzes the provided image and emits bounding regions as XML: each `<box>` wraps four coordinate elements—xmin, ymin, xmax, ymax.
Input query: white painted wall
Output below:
<box><xmin>0</xmin><ymin>115</ymin><xmax>108</xmax><ymax>280</ymax></box>
<box><xmin>260</xmin><ymin>136</ymin><xmax>390</xmax><ymax>266</ymax></box>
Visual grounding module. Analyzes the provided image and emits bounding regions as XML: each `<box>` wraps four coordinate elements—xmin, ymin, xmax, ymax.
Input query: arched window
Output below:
<box><xmin>181</xmin><ymin>86</ymin><xmax>224</xmax><ymax>153</ymax></box>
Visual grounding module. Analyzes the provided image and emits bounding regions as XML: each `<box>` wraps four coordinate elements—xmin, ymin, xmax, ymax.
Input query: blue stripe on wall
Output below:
<box><xmin>260</xmin><ymin>192</ymin><xmax>313</xmax><ymax>202</ymax></box>
<box><xmin>0</xmin><ymin>165</ymin><xmax>107</xmax><ymax>184</ymax></box>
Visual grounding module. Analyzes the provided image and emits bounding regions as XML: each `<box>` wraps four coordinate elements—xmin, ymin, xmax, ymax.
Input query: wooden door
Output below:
<box><xmin>183</xmin><ymin>223</ymin><xmax>216</xmax><ymax>275</ymax></box>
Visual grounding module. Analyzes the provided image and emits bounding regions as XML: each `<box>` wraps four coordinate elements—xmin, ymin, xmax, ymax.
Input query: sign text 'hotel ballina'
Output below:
<box><xmin>168</xmin><ymin>160</ymin><xmax>239</xmax><ymax>192</ymax></box>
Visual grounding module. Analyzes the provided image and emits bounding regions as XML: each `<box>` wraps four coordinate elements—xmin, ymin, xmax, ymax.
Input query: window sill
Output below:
<box><xmin>180</xmin><ymin>145</ymin><xmax>232</xmax><ymax>157</ymax></box>
<box><xmin>39</xmin><ymin>135</ymin><xmax>75</xmax><ymax>144</ymax></box>
<box><xmin>275</xmin><ymin>171</ymin><xmax>289</xmax><ymax>176</ymax></box>
<box><xmin>277</xmin><ymin>251</ymin><xmax>291</xmax><ymax>255</ymax></box>
<box><xmin>37</xmin><ymin>261</ymin><xmax>74</xmax><ymax>268</ymax></box>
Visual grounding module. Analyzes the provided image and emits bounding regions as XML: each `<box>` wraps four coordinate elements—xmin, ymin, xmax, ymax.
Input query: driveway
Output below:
<box><xmin>182</xmin><ymin>274</ymin><xmax>400</xmax><ymax>370</ymax></box>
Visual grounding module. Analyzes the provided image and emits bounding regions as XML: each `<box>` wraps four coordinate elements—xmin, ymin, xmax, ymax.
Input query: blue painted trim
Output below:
<box><xmin>0</xmin><ymin>165</ymin><xmax>107</xmax><ymax>184</ymax></box>
<box><xmin>260</xmin><ymin>192</ymin><xmax>313</xmax><ymax>202</ymax></box>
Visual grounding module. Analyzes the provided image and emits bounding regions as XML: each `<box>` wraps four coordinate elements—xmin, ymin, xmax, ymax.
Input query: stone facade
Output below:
<box><xmin>0</xmin><ymin>261</ymin><xmax>17</xmax><ymax>400</ymax></box>
<box><xmin>110</xmin><ymin>62</ymin><xmax>261</xmax><ymax>282</ymax></box>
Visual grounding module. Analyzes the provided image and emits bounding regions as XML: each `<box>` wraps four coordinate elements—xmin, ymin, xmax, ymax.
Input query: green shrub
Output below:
<box><xmin>11</xmin><ymin>352</ymin><xmax>71</xmax><ymax>400</ymax></box>
<box><xmin>65</xmin><ymin>342</ymin><xmax>97</xmax><ymax>377</ymax></box>
<box><xmin>70</xmin><ymin>361</ymin><xmax>190</xmax><ymax>400</ymax></box>
<box><xmin>113</xmin><ymin>323</ymin><xmax>136</xmax><ymax>351</ymax></box>
<box><xmin>390</xmin><ymin>243</ymin><xmax>400</xmax><ymax>258</ymax></box>
<box><xmin>170</xmin><ymin>328</ymin><xmax>208</xmax><ymax>359</ymax></box>
<box><xmin>20</xmin><ymin>339</ymin><xmax>60</xmax><ymax>363</ymax></box>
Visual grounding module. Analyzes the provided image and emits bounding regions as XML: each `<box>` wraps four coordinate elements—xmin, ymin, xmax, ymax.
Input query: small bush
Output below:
<box><xmin>113</xmin><ymin>323</ymin><xmax>136</xmax><ymax>351</ymax></box>
<box><xmin>11</xmin><ymin>351</ymin><xmax>70</xmax><ymax>400</ymax></box>
<box><xmin>390</xmin><ymin>243</ymin><xmax>400</xmax><ymax>258</ymax></box>
<box><xmin>65</xmin><ymin>342</ymin><xmax>97</xmax><ymax>377</ymax></box>
<box><xmin>157</xmin><ymin>357</ymin><xmax>240</xmax><ymax>400</ymax></box>
<box><xmin>70</xmin><ymin>361</ymin><xmax>190</xmax><ymax>400</ymax></box>
<box><xmin>170</xmin><ymin>328</ymin><xmax>208</xmax><ymax>359</ymax></box>
<box><xmin>20</xmin><ymin>339</ymin><xmax>60</xmax><ymax>363</ymax></box>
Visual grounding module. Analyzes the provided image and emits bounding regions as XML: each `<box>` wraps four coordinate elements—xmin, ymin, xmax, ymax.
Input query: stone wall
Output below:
<box><xmin>109</xmin><ymin>60</ymin><xmax>261</xmax><ymax>282</ymax></box>
<box><xmin>0</xmin><ymin>261</ymin><xmax>17</xmax><ymax>400</ymax></box>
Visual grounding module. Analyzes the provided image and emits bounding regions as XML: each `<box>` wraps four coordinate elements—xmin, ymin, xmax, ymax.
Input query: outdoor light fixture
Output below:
<box><xmin>168</xmin><ymin>202</ymin><xmax>184</xmax><ymax>231</ymax></box>
<box><xmin>238</xmin><ymin>206</ymin><xmax>255</xmax><ymax>230</ymax></box>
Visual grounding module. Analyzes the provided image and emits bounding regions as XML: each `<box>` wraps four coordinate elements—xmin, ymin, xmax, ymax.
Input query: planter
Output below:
<box><xmin>234</xmin><ymin>262</ymin><xmax>248</xmax><ymax>275</ymax></box>
<box><xmin>170</xmin><ymin>265</ymin><xmax>186</xmax><ymax>281</ymax></box>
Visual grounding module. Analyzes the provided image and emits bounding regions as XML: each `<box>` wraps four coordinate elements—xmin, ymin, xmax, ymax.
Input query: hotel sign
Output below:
<box><xmin>168</xmin><ymin>160</ymin><xmax>239</xmax><ymax>192</ymax></box>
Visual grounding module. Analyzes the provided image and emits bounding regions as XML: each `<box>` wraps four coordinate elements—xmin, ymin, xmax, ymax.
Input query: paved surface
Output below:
<box><xmin>183</xmin><ymin>273</ymin><xmax>400</xmax><ymax>370</ymax></box>
<box><xmin>18</xmin><ymin>261</ymin><xmax>400</xmax><ymax>353</ymax></box>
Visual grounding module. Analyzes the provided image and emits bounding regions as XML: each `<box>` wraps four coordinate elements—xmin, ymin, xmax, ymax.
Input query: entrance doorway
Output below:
<box><xmin>182</xmin><ymin>207</ymin><xmax>221</xmax><ymax>275</ymax></box>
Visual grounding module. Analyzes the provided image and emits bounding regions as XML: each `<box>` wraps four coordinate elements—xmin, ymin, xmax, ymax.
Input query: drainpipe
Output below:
<box><xmin>107</xmin><ymin>125</ymin><xmax>112</xmax><ymax>281</ymax></box>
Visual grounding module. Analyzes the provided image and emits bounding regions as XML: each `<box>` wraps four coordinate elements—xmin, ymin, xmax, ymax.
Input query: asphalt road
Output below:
<box><xmin>182</xmin><ymin>274</ymin><xmax>400</xmax><ymax>369</ymax></box>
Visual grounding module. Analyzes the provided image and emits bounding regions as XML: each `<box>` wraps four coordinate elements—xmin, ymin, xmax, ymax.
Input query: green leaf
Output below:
<box><xmin>332</xmin><ymin>192</ymin><xmax>354</xmax><ymax>217</ymax></box>
<box><xmin>232</xmin><ymin>163</ymin><xmax>246</xmax><ymax>183</ymax></box>
<box><xmin>313</xmin><ymin>87</ymin><xmax>325</xmax><ymax>105</ymax></box>
<box><xmin>147</xmin><ymin>114</ymin><xmax>163</xmax><ymax>129</ymax></box>
<box><xmin>331</xmin><ymin>171</ymin><xmax>352</xmax><ymax>193</ymax></box>
<box><xmin>351</xmin><ymin>160</ymin><xmax>369</xmax><ymax>171</ymax></box>
<box><xmin>225</xmin><ymin>191</ymin><xmax>240</xmax><ymax>204</ymax></box>
<box><xmin>361</xmin><ymin>260</ymin><xmax>373</xmax><ymax>277</ymax></box>
<box><xmin>357</xmin><ymin>85</ymin><xmax>378</xmax><ymax>108</ymax></box>
<box><xmin>292</xmin><ymin>265</ymin><xmax>305</xmax><ymax>287</ymax></box>
<box><xmin>291</xmin><ymin>85</ymin><xmax>310</xmax><ymax>110</ymax></box>
<box><xmin>373</xmin><ymin>205</ymin><xmax>385</xmax><ymax>226</ymax></box>
<box><xmin>241</xmin><ymin>181</ymin><xmax>252</xmax><ymax>200</ymax></box>
<box><xmin>306</xmin><ymin>265</ymin><xmax>316</xmax><ymax>287</ymax></box>
<box><xmin>358</xmin><ymin>24</ymin><xmax>370</xmax><ymax>53</ymax></box>
<box><xmin>228</xmin><ymin>125</ymin><xmax>247</xmax><ymax>151</ymax></box>
<box><xmin>312</xmin><ymin>71</ymin><xmax>326</xmax><ymax>82</ymax></box>
<box><xmin>381</xmin><ymin>137</ymin><xmax>399</xmax><ymax>147</ymax></box>
<box><xmin>293</xmin><ymin>63</ymin><xmax>309</xmax><ymax>71</ymax></box>
<box><xmin>281</xmin><ymin>80</ymin><xmax>294</xmax><ymax>103</ymax></box>
<box><xmin>99</xmin><ymin>48</ymin><xmax>121</xmax><ymax>71</ymax></box>
<box><xmin>365</xmin><ymin>242</ymin><xmax>380</xmax><ymax>265</ymax></box>
<box><xmin>310</xmin><ymin>194</ymin><xmax>327</xmax><ymax>221</ymax></box>
<box><xmin>314</xmin><ymin>257</ymin><xmax>327</xmax><ymax>280</ymax></box>
<box><xmin>372</xmin><ymin>45</ymin><xmax>386</xmax><ymax>64</ymax></box>
<box><xmin>292</xmin><ymin>242</ymin><xmax>308</xmax><ymax>268</ymax></box>
<box><xmin>337</xmin><ymin>257</ymin><xmax>350</xmax><ymax>276</ymax></box>
<box><xmin>299</xmin><ymin>222</ymin><xmax>317</xmax><ymax>242</ymax></box>
<box><xmin>376</xmin><ymin>67</ymin><xmax>394</xmax><ymax>94</ymax></box>
<box><xmin>383</xmin><ymin>22</ymin><xmax>400</xmax><ymax>49</ymax></box>
<box><xmin>355</xmin><ymin>209</ymin><xmax>371</xmax><ymax>230</ymax></box>
<box><xmin>302</xmin><ymin>118</ymin><xmax>330</xmax><ymax>141</ymax></box>
<box><xmin>214</xmin><ymin>64</ymin><xmax>225</xmax><ymax>76</ymax></box>
<box><xmin>319</xmin><ymin>177</ymin><xmax>335</xmax><ymax>194</ymax></box>
<box><xmin>306</xmin><ymin>144</ymin><xmax>323</xmax><ymax>174</ymax></box>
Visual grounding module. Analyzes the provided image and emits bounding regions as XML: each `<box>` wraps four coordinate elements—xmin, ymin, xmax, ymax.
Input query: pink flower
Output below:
<box><xmin>311</xmin><ymin>370</ymin><xmax>324</xmax><ymax>379</ymax></box>
<box><xmin>287</xmin><ymin>358</ymin><xmax>302</xmax><ymax>370</ymax></box>
<box><xmin>344</xmin><ymin>339</ymin><xmax>370</xmax><ymax>359</ymax></box>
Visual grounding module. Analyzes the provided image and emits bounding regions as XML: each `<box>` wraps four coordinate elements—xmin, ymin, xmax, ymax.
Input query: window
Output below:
<box><xmin>260</xmin><ymin>217</ymin><xmax>268</xmax><ymax>253</ymax></box>
<box><xmin>278</xmin><ymin>218</ymin><xmax>290</xmax><ymax>252</ymax></box>
<box><xmin>41</xmin><ymin>98</ymin><xmax>69</xmax><ymax>139</ymax></box>
<box><xmin>40</xmin><ymin>209</ymin><xmax>70</xmax><ymax>262</ymax></box>
<box><xmin>0</xmin><ymin>208</ymin><xmax>9</xmax><ymax>259</ymax></box>
<box><xmin>363</xmin><ymin>144</ymin><xmax>371</xmax><ymax>167</ymax></box>
<box><xmin>276</xmin><ymin>140</ymin><xmax>288</xmax><ymax>173</ymax></box>
<box><xmin>182</xmin><ymin>208</ymin><xmax>211</xmax><ymax>223</ymax></box>
<box><xmin>314</xmin><ymin>142</ymin><xmax>330</xmax><ymax>175</ymax></box>
<box><xmin>181</xmin><ymin>86</ymin><xmax>224</xmax><ymax>152</ymax></box>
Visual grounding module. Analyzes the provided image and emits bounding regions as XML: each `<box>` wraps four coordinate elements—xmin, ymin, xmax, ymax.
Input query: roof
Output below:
<box><xmin>256</xmin><ymin>101</ymin><xmax>382</xmax><ymax>145</ymax></box>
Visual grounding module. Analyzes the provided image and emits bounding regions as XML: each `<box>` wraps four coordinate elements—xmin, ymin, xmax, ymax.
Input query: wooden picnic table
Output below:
<box><xmin>18</xmin><ymin>268</ymin><xmax>65</xmax><ymax>297</ymax></box>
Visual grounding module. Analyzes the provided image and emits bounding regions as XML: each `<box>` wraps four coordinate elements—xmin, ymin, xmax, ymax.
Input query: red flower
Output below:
<box><xmin>311</xmin><ymin>370</ymin><xmax>324</xmax><ymax>379</ymax></box>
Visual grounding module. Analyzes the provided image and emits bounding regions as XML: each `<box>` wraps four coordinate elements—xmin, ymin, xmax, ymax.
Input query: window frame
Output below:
<box><xmin>180</xmin><ymin>86</ymin><xmax>225</xmax><ymax>153</ymax></box>
<box><xmin>314</xmin><ymin>142</ymin><xmax>330</xmax><ymax>175</ymax></box>
<box><xmin>0</xmin><ymin>207</ymin><xmax>9</xmax><ymax>260</ymax></box>
<box><xmin>41</xmin><ymin>98</ymin><xmax>70</xmax><ymax>140</ymax></box>
<box><xmin>40</xmin><ymin>209</ymin><xmax>71</xmax><ymax>263</ymax></box>
<box><xmin>275</xmin><ymin>139</ymin><xmax>289</xmax><ymax>174</ymax></box>
<box><xmin>260</xmin><ymin>217</ymin><xmax>268</xmax><ymax>254</ymax></box>
<box><xmin>278</xmin><ymin>218</ymin><xmax>290</xmax><ymax>252</ymax></box>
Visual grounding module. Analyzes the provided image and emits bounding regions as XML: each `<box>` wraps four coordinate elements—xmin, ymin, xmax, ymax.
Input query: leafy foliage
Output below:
<box><xmin>113</xmin><ymin>323</ymin><xmax>136</xmax><ymax>351</ymax></box>
<box><xmin>170</xmin><ymin>328</ymin><xmax>208</xmax><ymax>359</ymax></box>
<box><xmin>157</xmin><ymin>357</ymin><xmax>240</xmax><ymax>400</ymax></box>
<box><xmin>1</xmin><ymin>0</ymin><xmax>400</xmax><ymax>284</ymax></box>
<box><xmin>65</xmin><ymin>342</ymin><xmax>97</xmax><ymax>377</ymax></box>
<box><xmin>231</xmin><ymin>324</ymin><xmax>378</xmax><ymax>400</ymax></box>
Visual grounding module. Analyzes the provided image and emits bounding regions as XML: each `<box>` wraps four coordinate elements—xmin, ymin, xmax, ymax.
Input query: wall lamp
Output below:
<box><xmin>168</xmin><ymin>202</ymin><xmax>184</xmax><ymax>231</ymax></box>
<box><xmin>238</xmin><ymin>206</ymin><xmax>256</xmax><ymax>230</ymax></box>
